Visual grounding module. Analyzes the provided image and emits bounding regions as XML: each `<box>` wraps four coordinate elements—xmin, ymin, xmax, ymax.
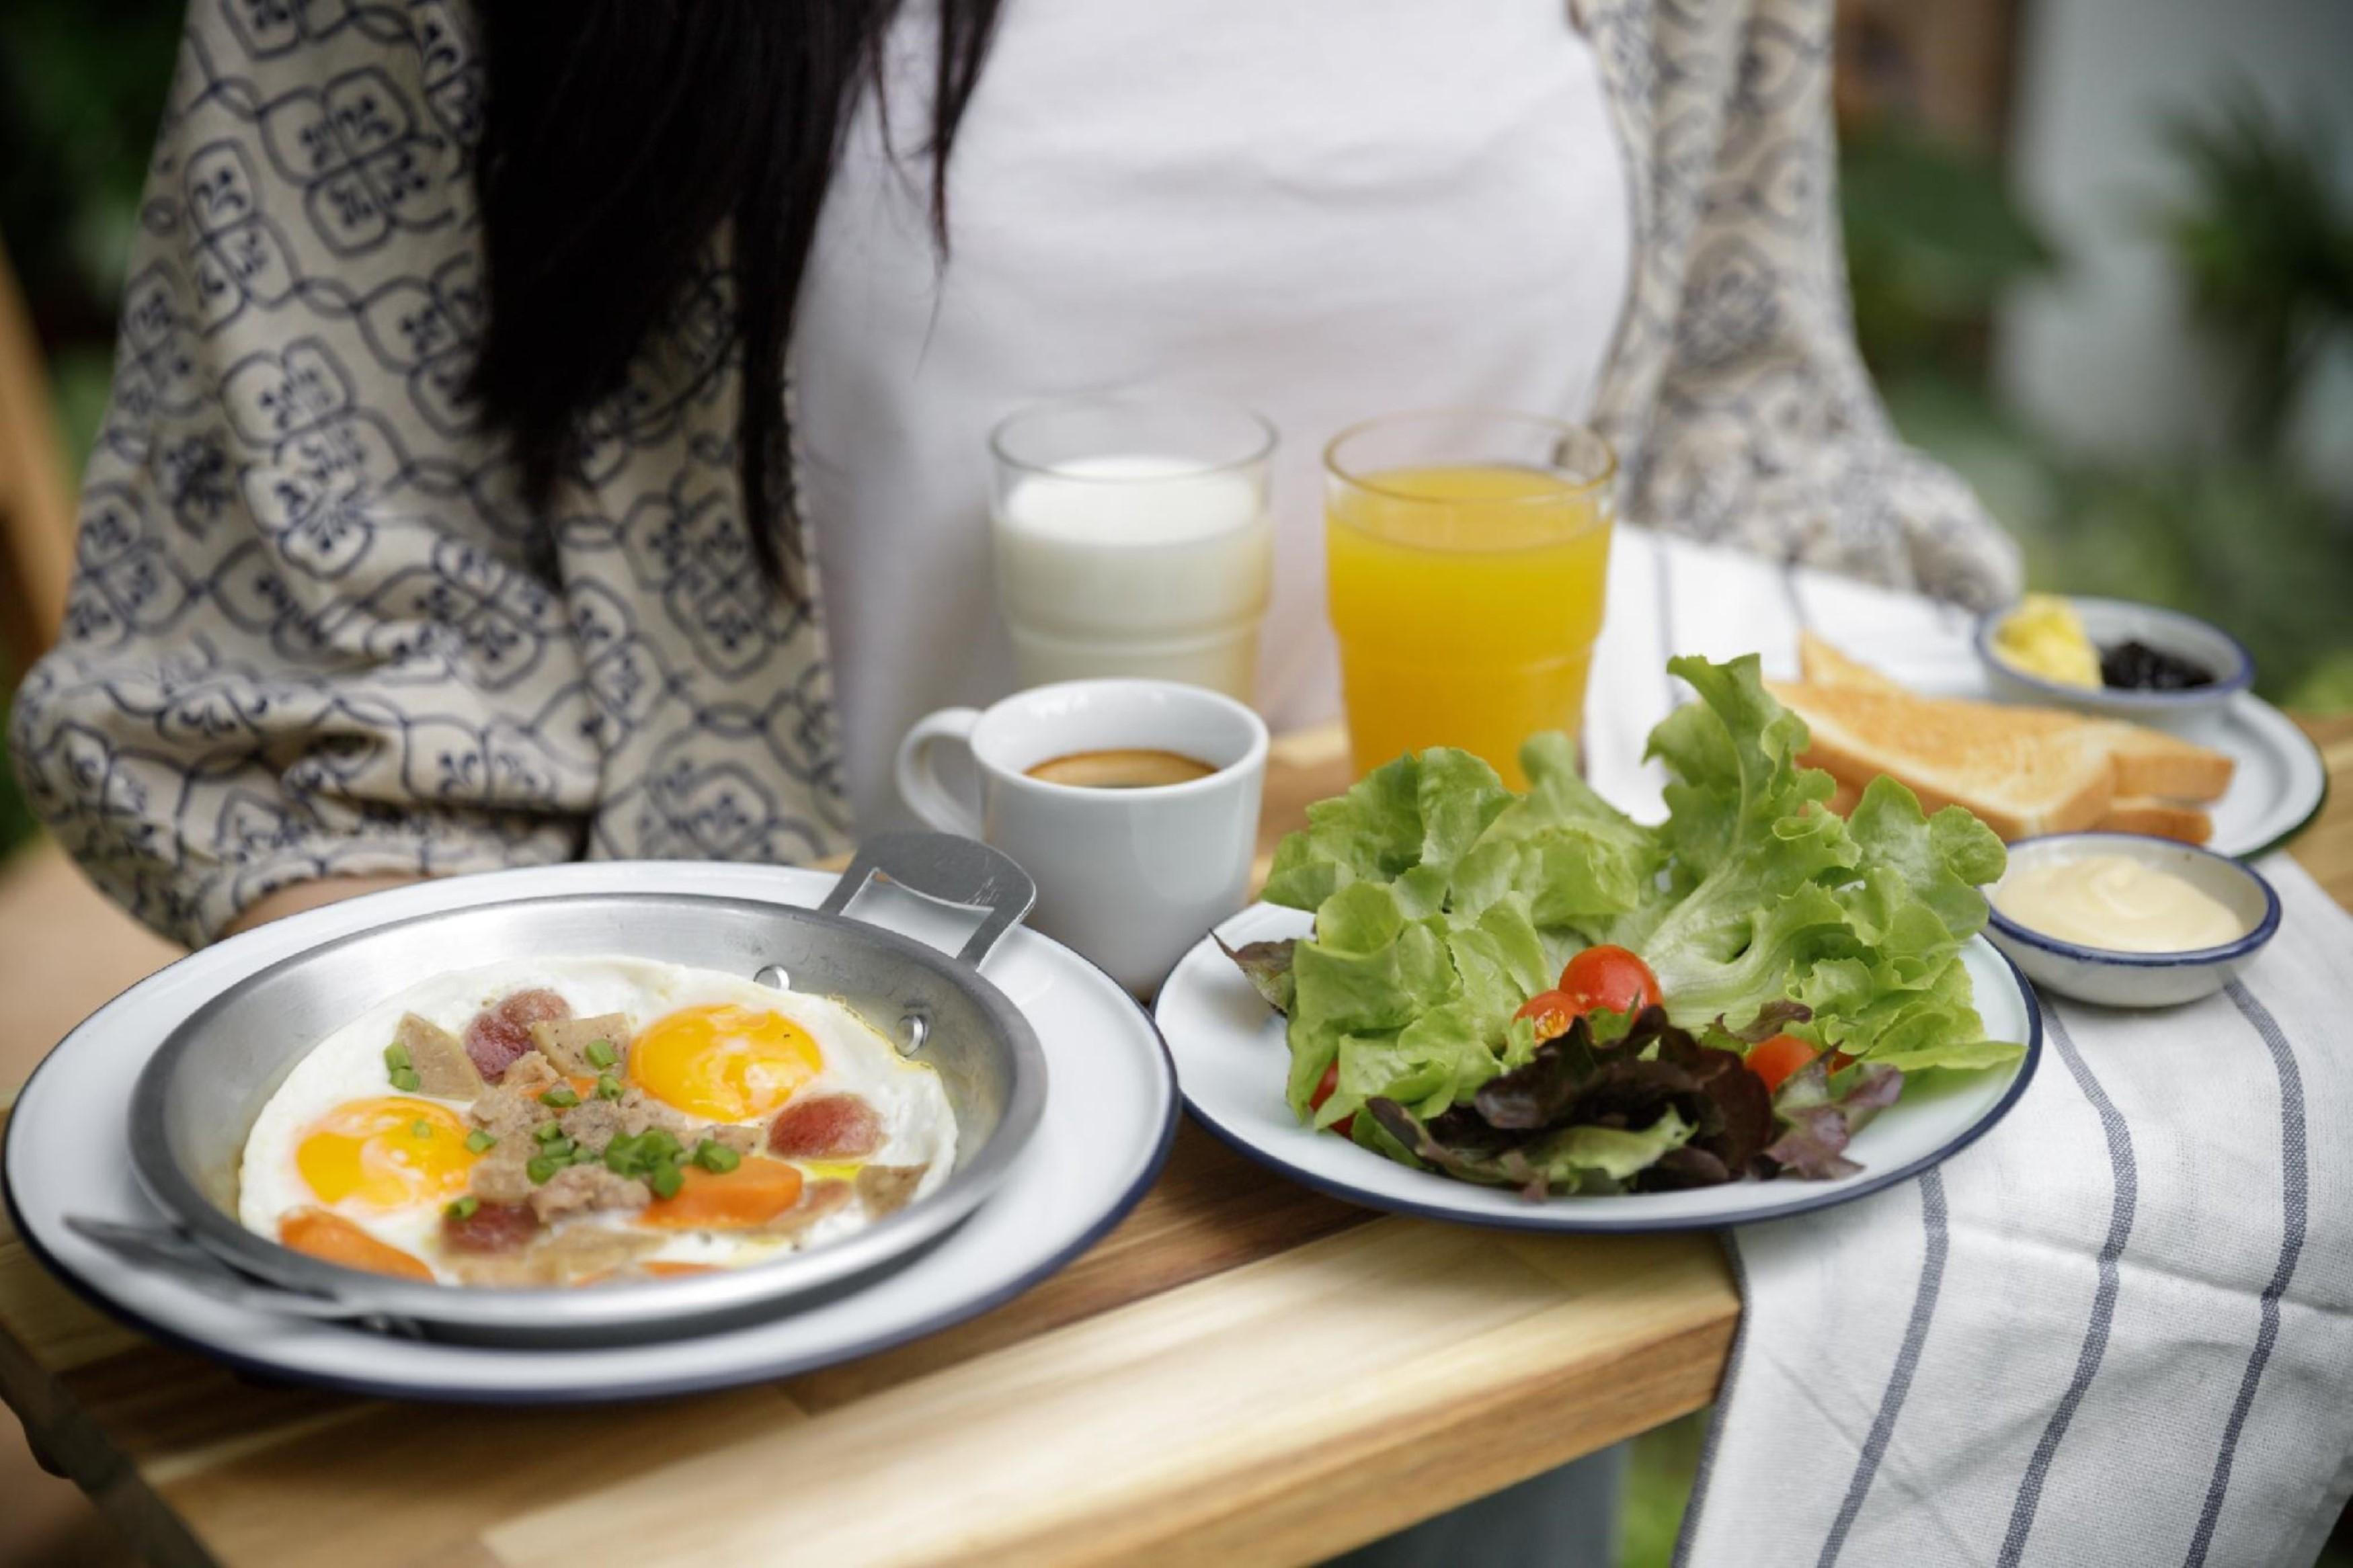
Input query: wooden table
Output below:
<box><xmin>3</xmin><ymin>718</ymin><xmax>2348</xmax><ymax>1568</ymax></box>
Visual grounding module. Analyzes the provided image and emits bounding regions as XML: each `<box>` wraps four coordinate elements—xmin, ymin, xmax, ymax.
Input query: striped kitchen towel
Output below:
<box><xmin>1582</xmin><ymin>530</ymin><xmax>2353</xmax><ymax>1568</ymax></box>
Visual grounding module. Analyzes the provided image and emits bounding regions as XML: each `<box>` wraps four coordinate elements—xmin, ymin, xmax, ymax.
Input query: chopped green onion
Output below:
<box><xmin>389</xmin><ymin>1067</ymin><xmax>422</xmax><ymax>1093</ymax></box>
<box><xmin>649</xmin><ymin>1161</ymin><xmax>684</xmax><ymax>1200</ymax></box>
<box><xmin>539</xmin><ymin>1137</ymin><xmax>575</xmax><ymax>1160</ymax></box>
<box><xmin>525</xmin><ymin>1155</ymin><xmax>559</xmax><ymax>1184</ymax></box>
<box><xmin>595</xmin><ymin>1073</ymin><xmax>623</xmax><ymax>1101</ymax></box>
<box><xmin>383</xmin><ymin>1042</ymin><xmax>412</xmax><ymax>1071</ymax></box>
<box><xmin>694</xmin><ymin>1140</ymin><xmax>741</xmax><ymax>1174</ymax></box>
<box><xmin>534</xmin><ymin>1121</ymin><xmax>565</xmax><ymax>1143</ymax></box>
<box><xmin>641</xmin><ymin>1128</ymin><xmax>681</xmax><ymax>1160</ymax></box>
<box><xmin>411</xmin><ymin>1120</ymin><xmax>432</xmax><ymax>1139</ymax></box>
<box><xmin>540</xmin><ymin>1084</ymin><xmax>580</xmax><ymax>1109</ymax></box>
<box><xmin>584</xmin><ymin>1039</ymin><xmax>618</xmax><ymax>1069</ymax></box>
<box><xmin>465</xmin><ymin>1130</ymin><xmax>497</xmax><ymax>1153</ymax></box>
<box><xmin>445</xmin><ymin>1196</ymin><xmax>479</xmax><ymax>1221</ymax></box>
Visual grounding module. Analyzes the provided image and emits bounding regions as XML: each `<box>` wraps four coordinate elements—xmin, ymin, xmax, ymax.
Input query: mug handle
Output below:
<box><xmin>895</xmin><ymin>708</ymin><xmax>986</xmax><ymax>837</ymax></box>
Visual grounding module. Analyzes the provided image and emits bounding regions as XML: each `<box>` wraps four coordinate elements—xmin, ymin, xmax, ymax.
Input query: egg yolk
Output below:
<box><xmin>638</xmin><ymin>1159</ymin><xmax>807</xmax><ymax>1229</ymax></box>
<box><xmin>627</xmin><ymin>1004</ymin><xmax>822</xmax><ymax>1123</ymax></box>
<box><xmin>294</xmin><ymin>1097</ymin><xmax>477</xmax><ymax>1211</ymax></box>
<box><xmin>278</xmin><ymin>1206</ymin><xmax>436</xmax><ymax>1281</ymax></box>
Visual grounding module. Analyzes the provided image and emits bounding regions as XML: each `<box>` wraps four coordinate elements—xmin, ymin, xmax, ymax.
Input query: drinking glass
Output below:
<box><xmin>1324</xmin><ymin>409</ymin><xmax>1616</xmax><ymax>788</ymax></box>
<box><xmin>990</xmin><ymin>397</ymin><xmax>1275</xmax><ymax>701</ymax></box>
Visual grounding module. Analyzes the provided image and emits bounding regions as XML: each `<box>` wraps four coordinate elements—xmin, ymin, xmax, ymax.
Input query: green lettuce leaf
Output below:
<box><xmin>1238</xmin><ymin>650</ymin><xmax>2022</xmax><ymax>1196</ymax></box>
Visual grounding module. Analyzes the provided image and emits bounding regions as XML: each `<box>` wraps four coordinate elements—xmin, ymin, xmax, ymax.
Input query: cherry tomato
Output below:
<box><xmin>1514</xmin><ymin>989</ymin><xmax>1581</xmax><ymax>1042</ymax></box>
<box><xmin>1309</xmin><ymin>1061</ymin><xmax>1355</xmax><ymax>1139</ymax></box>
<box><xmin>1558</xmin><ymin>945</ymin><xmax>1661</xmax><ymax>1019</ymax></box>
<box><xmin>1745</xmin><ymin>1034</ymin><xmax>1820</xmax><ymax>1095</ymax></box>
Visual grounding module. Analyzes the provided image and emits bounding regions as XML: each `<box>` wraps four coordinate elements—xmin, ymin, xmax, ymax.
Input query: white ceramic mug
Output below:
<box><xmin>896</xmin><ymin>680</ymin><xmax>1268</xmax><ymax>996</ymax></box>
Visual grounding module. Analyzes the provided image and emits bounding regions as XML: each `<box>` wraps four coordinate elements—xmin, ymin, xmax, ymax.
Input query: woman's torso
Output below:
<box><xmin>793</xmin><ymin>0</ymin><xmax>1631</xmax><ymax>827</ymax></box>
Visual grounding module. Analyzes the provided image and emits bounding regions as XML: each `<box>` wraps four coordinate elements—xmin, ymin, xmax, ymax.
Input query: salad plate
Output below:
<box><xmin>1159</xmin><ymin>907</ymin><xmax>2039</xmax><ymax>1232</ymax></box>
<box><xmin>1159</xmin><ymin>653</ymin><xmax>2048</xmax><ymax>1233</ymax></box>
<box><xmin>4</xmin><ymin>861</ymin><xmax>1178</xmax><ymax>1403</ymax></box>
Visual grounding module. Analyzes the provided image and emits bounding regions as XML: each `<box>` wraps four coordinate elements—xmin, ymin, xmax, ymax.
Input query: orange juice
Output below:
<box><xmin>1326</xmin><ymin>464</ymin><xmax>1612</xmax><ymax>788</ymax></box>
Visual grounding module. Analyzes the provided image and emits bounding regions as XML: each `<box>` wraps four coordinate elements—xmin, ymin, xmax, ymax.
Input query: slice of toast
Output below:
<box><xmin>1768</xmin><ymin>682</ymin><xmax>2122</xmax><ymax>840</ymax></box>
<box><xmin>2094</xmin><ymin>723</ymin><xmax>2236</xmax><ymax>803</ymax></box>
<box><xmin>1798</xmin><ymin>631</ymin><xmax>1905</xmax><ymax>694</ymax></box>
<box><xmin>1779</xmin><ymin>630</ymin><xmax>2240</xmax><ymax>841</ymax></box>
<box><xmin>2096</xmin><ymin>795</ymin><xmax>2213</xmax><ymax>844</ymax></box>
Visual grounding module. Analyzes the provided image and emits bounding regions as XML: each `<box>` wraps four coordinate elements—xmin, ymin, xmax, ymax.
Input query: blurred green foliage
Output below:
<box><xmin>2153</xmin><ymin>89</ymin><xmax>2353</xmax><ymax>452</ymax></box>
<box><xmin>2</xmin><ymin>0</ymin><xmax>181</xmax><ymax>327</ymax></box>
<box><xmin>1845</xmin><ymin>105</ymin><xmax>2353</xmax><ymax>714</ymax></box>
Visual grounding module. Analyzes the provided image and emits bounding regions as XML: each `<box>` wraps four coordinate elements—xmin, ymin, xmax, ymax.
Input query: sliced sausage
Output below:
<box><xmin>766</xmin><ymin>1093</ymin><xmax>883</xmax><ymax>1161</ymax></box>
<box><xmin>442</xmin><ymin>1200</ymin><xmax>540</xmax><ymax>1255</ymax></box>
<box><xmin>463</xmin><ymin>990</ymin><xmax>572</xmax><ymax>1082</ymax></box>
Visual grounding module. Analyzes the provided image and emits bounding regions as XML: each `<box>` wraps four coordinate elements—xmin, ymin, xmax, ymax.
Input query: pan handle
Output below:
<box><xmin>817</xmin><ymin>832</ymin><xmax>1037</xmax><ymax>970</ymax></box>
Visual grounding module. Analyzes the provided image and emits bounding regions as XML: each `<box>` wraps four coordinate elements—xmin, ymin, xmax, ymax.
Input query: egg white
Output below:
<box><xmin>237</xmin><ymin>954</ymin><xmax>959</xmax><ymax>1281</ymax></box>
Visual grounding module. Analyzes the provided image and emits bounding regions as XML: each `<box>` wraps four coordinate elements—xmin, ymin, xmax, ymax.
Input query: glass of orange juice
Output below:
<box><xmin>1324</xmin><ymin>409</ymin><xmax>1615</xmax><ymax>788</ymax></box>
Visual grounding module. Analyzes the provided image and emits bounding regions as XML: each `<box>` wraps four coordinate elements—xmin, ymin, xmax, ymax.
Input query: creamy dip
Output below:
<box><xmin>1994</xmin><ymin>854</ymin><xmax>2245</xmax><ymax>953</ymax></box>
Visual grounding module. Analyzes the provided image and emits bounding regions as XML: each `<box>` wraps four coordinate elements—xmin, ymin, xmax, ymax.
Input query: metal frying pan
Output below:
<box><xmin>95</xmin><ymin>834</ymin><xmax>1046</xmax><ymax>1346</ymax></box>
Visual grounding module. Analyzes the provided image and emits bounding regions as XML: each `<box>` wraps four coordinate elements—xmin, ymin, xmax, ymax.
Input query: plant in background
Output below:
<box><xmin>1841</xmin><ymin>104</ymin><xmax>2353</xmax><ymax>716</ymax></box>
<box><xmin>1841</xmin><ymin>116</ymin><xmax>2058</xmax><ymax>392</ymax></box>
<box><xmin>2151</xmin><ymin>87</ymin><xmax>2353</xmax><ymax>456</ymax></box>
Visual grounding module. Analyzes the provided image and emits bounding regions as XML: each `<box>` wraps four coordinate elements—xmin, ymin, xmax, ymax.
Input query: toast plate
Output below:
<box><xmin>1157</xmin><ymin>904</ymin><xmax>2040</xmax><ymax>1233</ymax></box>
<box><xmin>1905</xmin><ymin>666</ymin><xmax>2325</xmax><ymax>862</ymax></box>
<box><xmin>3</xmin><ymin>862</ymin><xmax>1177</xmax><ymax>1403</ymax></box>
<box><xmin>2168</xmin><ymin>694</ymin><xmax>2326</xmax><ymax>861</ymax></box>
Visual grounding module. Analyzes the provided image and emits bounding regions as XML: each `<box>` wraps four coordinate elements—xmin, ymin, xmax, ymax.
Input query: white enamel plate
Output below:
<box><xmin>2198</xmin><ymin>694</ymin><xmax>2329</xmax><ymax>860</ymax></box>
<box><xmin>1157</xmin><ymin>904</ymin><xmax>2040</xmax><ymax>1233</ymax></box>
<box><xmin>4</xmin><ymin>862</ymin><xmax>1178</xmax><ymax>1403</ymax></box>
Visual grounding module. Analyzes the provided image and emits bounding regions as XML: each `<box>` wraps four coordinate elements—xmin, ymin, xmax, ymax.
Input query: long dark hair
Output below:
<box><xmin>468</xmin><ymin>0</ymin><xmax>1004</xmax><ymax>588</ymax></box>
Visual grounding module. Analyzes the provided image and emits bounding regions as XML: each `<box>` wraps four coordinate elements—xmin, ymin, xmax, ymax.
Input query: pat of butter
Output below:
<box><xmin>1994</xmin><ymin>594</ymin><xmax>2102</xmax><ymax>689</ymax></box>
<box><xmin>1994</xmin><ymin>854</ymin><xmax>2245</xmax><ymax>953</ymax></box>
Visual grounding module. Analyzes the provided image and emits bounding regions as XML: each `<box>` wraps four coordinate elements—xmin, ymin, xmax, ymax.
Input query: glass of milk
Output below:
<box><xmin>990</xmin><ymin>397</ymin><xmax>1276</xmax><ymax>700</ymax></box>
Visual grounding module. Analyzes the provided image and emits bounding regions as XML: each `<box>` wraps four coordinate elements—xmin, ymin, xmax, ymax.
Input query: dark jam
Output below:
<box><xmin>2100</xmin><ymin>639</ymin><xmax>2215</xmax><ymax>692</ymax></box>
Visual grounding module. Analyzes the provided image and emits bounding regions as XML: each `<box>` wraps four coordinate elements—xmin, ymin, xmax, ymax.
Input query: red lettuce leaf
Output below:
<box><xmin>1216</xmin><ymin>934</ymin><xmax>1296</xmax><ymax>1016</ymax></box>
<box><xmin>1761</xmin><ymin>1060</ymin><xmax>1903</xmax><ymax>1179</ymax></box>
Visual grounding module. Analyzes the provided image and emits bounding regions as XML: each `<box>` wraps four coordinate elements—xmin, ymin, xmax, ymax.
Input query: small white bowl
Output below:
<box><xmin>1983</xmin><ymin>833</ymin><xmax>2280</xmax><ymax>1009</ymax></box>
<box><xmin>1976</xmin><ymin>597</ymin><xmax>2253</xmax><ymax>736</ymax></box>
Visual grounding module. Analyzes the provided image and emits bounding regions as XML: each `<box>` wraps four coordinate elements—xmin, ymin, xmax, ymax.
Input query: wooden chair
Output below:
<box><xmin>0</xmin><ymin>239</ymin><xmax>182</xmax><ymax>1094</ymax></box>
<box><xmin>0</xmin><ymin>242</ymin><xmax>74</xmax><ymax>672</ymax></box>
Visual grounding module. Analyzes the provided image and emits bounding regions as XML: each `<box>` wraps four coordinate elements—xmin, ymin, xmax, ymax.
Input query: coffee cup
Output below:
<box><xmin>895</xmin><ymin>680</ymin><xmax>1267</xmax><ymax>995</ymax></box>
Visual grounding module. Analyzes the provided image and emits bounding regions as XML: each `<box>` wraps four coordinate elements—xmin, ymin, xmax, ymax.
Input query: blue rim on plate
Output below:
<box><xmin>1985</xmin><ymin>831</ymin><xmax>2282</xmax><ymax>969</ymax></box>
<box><xmin>1972</xmin><ymin>597</ymin><xmax>2256</xmax><ymax>710</ymax></box>
<box><xmin>1167</xmin><ymin>940</ymin><xmax>2044</xmax><ymax>1235</ymax></box>
<box><xmin>1</xmin><ymin>910</ymin><xmax>1183</xmax><ymax>1407</ymax></box>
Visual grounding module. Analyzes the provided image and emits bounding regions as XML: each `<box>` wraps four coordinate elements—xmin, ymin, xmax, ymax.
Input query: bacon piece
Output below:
<box><xmin>395</xmin><ymin>1014</ymin><xmax>483</xmax><ymax>1098</ymax></box>
<box><xmin>758</xmin><ymin>1179</ymin><xmax>854</xmax><ymax>1243</ymax></box>
<box><xmin>442</xmin><ymin>1200</ymin><xmax>540</xmax><ymax>1255</ymax></box>
<box><xmin>528</xmin><ymin>1013</ymin><xmax>631</xmax><ymax>1077</ymax></box>
<box><xmin>766</xmin><ymin>1093</ymin><xmax>883</xmax><ymax>1161</ymax></box>
<box><xmin>854</xmin><ymin>1163</ymin><xmax>929</xmax><ymax>1219</ymax></box>
<box><xmin>463</xmin><ymin>989</ymin><xmax>572</xmax><ymax>1082</ymax></box>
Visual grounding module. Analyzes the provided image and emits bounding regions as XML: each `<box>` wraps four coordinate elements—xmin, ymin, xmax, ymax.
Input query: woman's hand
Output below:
<box><xmin>223</xmin><ymin>874</ymin><xmax>428</xmax><ymax>938</ymax></box>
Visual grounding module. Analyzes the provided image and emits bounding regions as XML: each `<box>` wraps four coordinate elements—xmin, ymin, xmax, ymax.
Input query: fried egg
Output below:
<box><xmin>237</xmin><ymin>956</ymin><xmax>958</xmax><ymax>1285</ymax></box>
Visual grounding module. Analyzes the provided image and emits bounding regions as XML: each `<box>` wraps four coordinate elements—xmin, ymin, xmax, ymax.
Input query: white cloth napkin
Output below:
<box><xmin>1579</xmin><ymin>531</ymin><xmax>2353</xmax><ymax>1568</ymax></box>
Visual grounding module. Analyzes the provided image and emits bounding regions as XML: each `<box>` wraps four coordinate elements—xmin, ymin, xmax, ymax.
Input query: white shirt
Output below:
<box><xmin>795</xmin><ymin>0</ymin><xmax>1632</xmax><ymax>829</ymax></box>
